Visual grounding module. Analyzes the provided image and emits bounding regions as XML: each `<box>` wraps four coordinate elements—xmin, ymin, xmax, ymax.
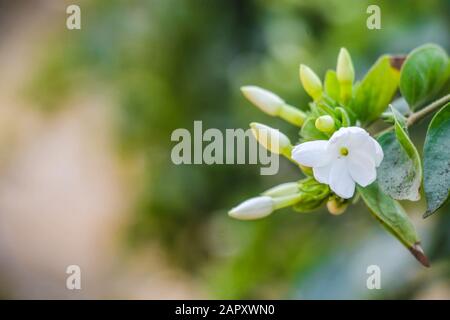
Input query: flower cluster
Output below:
<box><xmin>227</xmin><ymin>43</ymin><xmax>450</xmax><ymax>267</ymax></box>
<box><xmin>230</xmin><ymin>48</ymin><xmax>381</xmax><ymax>219</ymax></box>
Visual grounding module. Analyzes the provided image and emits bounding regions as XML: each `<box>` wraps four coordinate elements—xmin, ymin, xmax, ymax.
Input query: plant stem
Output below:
<box><xmin>405</xmin><ymin>94</ymin><xmax>450</xmax><ymax>126</ymax></box>
<box><xmin>375</xmin><ymin>94</ymin><xmax>450</xmax><ymax>136</ymax></box>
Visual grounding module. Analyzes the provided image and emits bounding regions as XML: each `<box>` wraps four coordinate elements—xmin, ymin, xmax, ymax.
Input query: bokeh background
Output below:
<box><xmin>0</xmin><ymin>0</ymin><xmax>449</xmax><ymax>299</ymax></box>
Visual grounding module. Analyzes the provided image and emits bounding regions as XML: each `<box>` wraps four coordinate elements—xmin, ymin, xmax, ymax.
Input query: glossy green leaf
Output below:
<box><xmin>324</xmin><ymin>70</ymin><xmax>340</xmax><ymax>102</ymax></box>
<box><xmin>358</xmin><ymin>183</ymin><xmax>429</xmax><ymax>267</ymax></box>
<box><xmin>377</xmin><ymin>108</ymin><xmax>422</xmax><ymax>201</ymax></box>
<box><xmin>423</xmin><ymin>102</ymin><xmax>450</xmax><ymax>217</ymax></box>
<box><xmin>350</xmin><ymin>55</ymin><xmax>400</xmax><ymax>125</ymax></box>
<box><xmin>400</xmin><ymin>44</ymin><xmax>449</xmax><ymax>110</ymax></box>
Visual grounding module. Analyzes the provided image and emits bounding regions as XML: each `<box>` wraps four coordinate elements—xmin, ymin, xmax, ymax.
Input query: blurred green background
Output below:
<box><xmin>0</xmin><ymin>0</ymin><xmax>449</xmax><ymax>299</ymax></box>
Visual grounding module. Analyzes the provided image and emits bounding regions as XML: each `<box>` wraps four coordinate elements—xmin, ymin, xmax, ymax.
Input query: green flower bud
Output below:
<box><xmin>315</xmin><ymin>115</ymin><xmax>335</xmax><ymax>133</ymax></box>
<box><xmin>292</xmin><ymin>177</ymin><xmax>330</xmax><ymax>213</ymax></box>
<box><xmin>299</xmin><ymin>64</ymin><xmax>323</xmax><ymax>101</ymax></box>
<box><xmin>279</xmin><ymin>104</ymin><xmax>307</xmax><ymax>127</ymax></box>
<box><xmin>337</xmin><ymin>48</ymin><xmax>355</xmax><ymax>85</ymax></box>
<box><xmin>336</xmin><ymin>48</ymin><xmax>354</xmax><ymax>103</ymax></box>
<box><xmin>250</xmin><ymin>122</ymin><xmax>292</xmax><ymax>157</ymax></box>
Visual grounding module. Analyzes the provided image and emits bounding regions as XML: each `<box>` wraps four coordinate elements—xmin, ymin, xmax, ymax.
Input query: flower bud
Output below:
<box><xmin>299</xmin><ymin>64</ymin><xmax>323</xmax><ymax>101</ymax></box>
<box><xmin>273</xmin><ymin>193</ymin><xmax>303</xmax><ymax>209</ymax></box>
<box><xmin>250</xmin><ymin>122</ymin><xmax>292</xmax><ymax>156</ymax></box>
<box><xmin>315</xmin><ymin>115</ymin><xmax>335</xmax><ymax>133</ymax></box>
<box><xmin>229</xmin><ymin>196</ymin><xmax>274</xmax><ymax>220</ymax></box>
<box><xmin>336</xmin><ymin>48</ymin><xmax>354</xmax><ymax>103</ymax></box>
<box><xmin>292</xmin><ymin>177</ymin><xmax>330</xmax><ymax>213</ymax></box>
<box><xmin>326</xmin><ymin>197</ymin><xmax>348</xmax><ymax>215</ymax></box>
<box><xmin>279</xmin><ymin>104</ymin><xmax>307</xmax><ymax>126</ymax></box>
<box><xmin>241</xmin><ymin>86</ymin><xmax>284</xmax><ymax>116</ymax></box>
<box><xmin>263</xmin><ymin>182</ymin><xmax>299</xmax><ymax>197</ymax></box>
<box><xmin>336</xmin><ymin>48</ymin><xmax>355</xmax><ymax>85</ymax></box>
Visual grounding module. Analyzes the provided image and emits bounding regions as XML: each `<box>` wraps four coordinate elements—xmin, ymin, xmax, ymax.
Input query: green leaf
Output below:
<box><xmin>377</xmin><ymin>107</ymin><xmax>422</xmax><ymax>201</ymax></box>
<box><xmin>423</xmin><ymin>102</ymin><xmax>450</xmax><ymax>217</ymax></box>
<box><xmin>350</xmin><ymin>55</ymin><xmax>400</xmax><ymax>125</ymax></box>
<box><xmin>400</xmin><ymin>44</ymin><xmax>449</xmax><ymax>110</ymax></box>
<box><xmin>300</xmin><ymin>117</ymin><xmax>328</xmax><ymax>141</ymax></box>
<box><xmin>358</xmin><ymin>183</ymin><xmax>429</xmax><ymax>267</ymax></box>
<box><xmin>324</xmin><ymin>70</ymin><xmax>340</xmax><ymax>102</ymax></box>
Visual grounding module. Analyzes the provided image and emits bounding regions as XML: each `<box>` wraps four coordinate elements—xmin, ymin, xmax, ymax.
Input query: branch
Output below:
<box><xmin>375</xmin><ymin>94</ymin><xmax>450</xmax><ymax>136</ymax></box>
<box><xmin>405</xmin><ymin>94</ymin><xmax>450</xmax><ymax>126</ymax></box>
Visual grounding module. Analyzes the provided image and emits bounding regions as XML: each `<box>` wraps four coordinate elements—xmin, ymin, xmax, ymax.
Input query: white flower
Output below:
<box><xmin>291</xmin><ymin>127</ymin><xmax>383</xmax><ymax>199</ymax></box>
<box><xmin>229</xmin><ymin>196</ymin><xmax>274</xmax><ymax>220</ymax></box>
<box><xmin>241</xmin><ymin>86</ymin><xmax>284</xmax><ymax>116</ymax></box>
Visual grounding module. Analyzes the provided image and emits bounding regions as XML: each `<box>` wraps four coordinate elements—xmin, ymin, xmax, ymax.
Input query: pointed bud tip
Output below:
<box><xmin>299</xmin><ymin>64</ymin><xmax>323</xmax><ymax>100</ymax></box>
<box><xmin>228</xmin><ymin>196</ymin><xmax>274</xmax><ymax>221</ymax></box>
<box><xmin>409</xmin><ymin>243</ymin><xmax>430</xmax><ymax>268</ymax></box>
<box><xmin>337</xmin><ymin>47</ymin><xmax>354</xmax><ymax>85</ymax></box>
<box><xmin>339</xmin><ymin>47</ymin><xmax>349</xmax><ymax>55</ymax></box>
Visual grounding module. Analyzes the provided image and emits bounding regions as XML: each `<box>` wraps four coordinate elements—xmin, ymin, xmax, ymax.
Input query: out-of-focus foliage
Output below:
<box><xmin>27</xmin><ymin>0</ymin><xmax>450</xmax><ymax>298</ymax></box>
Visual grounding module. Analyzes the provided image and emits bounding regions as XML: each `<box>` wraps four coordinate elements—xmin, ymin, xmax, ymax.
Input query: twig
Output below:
<box><xmin>375</xmin><ymin>94</ymin><xmax>450</xmax><ymax>136</ymax></box>
<box><xmin>406</xmin><ymin>94</ymin><xmax>450</xmax><ymax>126</ymax></box>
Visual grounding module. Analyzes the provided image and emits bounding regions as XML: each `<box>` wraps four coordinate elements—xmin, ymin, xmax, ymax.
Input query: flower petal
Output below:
<box><xmin>348</xmin><ymin>151</ymin><xmax>376</xmax><ymax>187</ymax></box>
<box><xmin>370</xmin><ymin>136</ymin><xmax>384</xmax><ymax>166</ymax></box>
<box><xmin>336</xmin><ymin>127</ymin><xmax>383</xmax><ymax>166</ymax></box>
<box><xmin>329</xmin><ymin>159</ymin><xmax>355</xmax><ymax>199</ymax></box>
<box><xmin>291</xmin><ymin>140</ymin><xmax>330</xmax><ymax>167</ymax></box>
<box><xmin>313</xmin><ymin>163</ymin><xmax>332</xmax><ymax>184</ymax></box>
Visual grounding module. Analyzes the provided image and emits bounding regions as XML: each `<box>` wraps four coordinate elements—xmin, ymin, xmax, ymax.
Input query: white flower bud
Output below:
<box><xmin>336</xmin><ymin>48</ymin><xmax>355</xmax><ymax>85</ymax></box>
<box><xmin>228</xmin><ymin>196</ymin><xmax>274</xmax><ymax>220</ymax></box>
<box><xmin>315</xmin><ymin>115</ymin><xmax>335</xmax><ymax>133</ymax></box>
<box><xmin>263</xmin><ymin>182</ymin><xmax>299</xmax><ymax>197</ymax></box>
<box><xmin>241</xmin><ymin>86</ymin><xmax>284</xmax><ymax>116</ymax></box>
<box><xmin>299</xmin><ymin>64</ymin><xmax>323</xmax><ymax>101</ymax></box>
<box><xmin>250</xmin><ymin>122</ymin><xmax>292</xmax><ymax>156</ymax></box>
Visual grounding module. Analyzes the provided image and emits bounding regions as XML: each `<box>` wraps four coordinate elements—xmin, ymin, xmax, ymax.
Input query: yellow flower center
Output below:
<box><xmin>340</xmin><ymin>147</ymin><xmax>349</xmax><ymax>156</ymax></box>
